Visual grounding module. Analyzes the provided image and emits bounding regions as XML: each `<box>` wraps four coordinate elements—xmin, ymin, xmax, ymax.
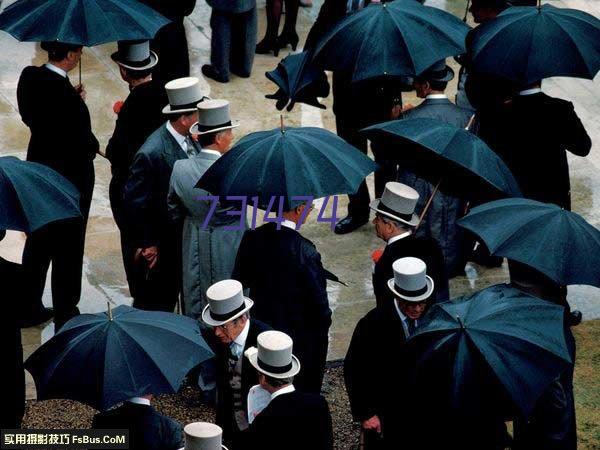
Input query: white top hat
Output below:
<box><xmin>111</xmin><ymin>40</ymin><xmax>158</xmax><ymax>71</ymax></box>
<box><xmin>246</xmin><ymin>330</ymin><xmax>301</xmax><ymax>379</ymax></box>
<box><xmin>163</xmin><ymin>77</ymin><xmax>207</xmax><ymax>115</ymax></box>
<box><xmin>184</xmin><ymin>422</ymin><xmax>228</xmax><ymax>450</ymax></box>
<box><xmin>201</xmin><ymin>279</ymin><xmax>253</xmax><ymax>327</ymax></box>
<box><xmin>370</xmin><ymin>182</ymin><xmax>420</xmax><ymax>227</ymax></box>
<box><xmin>189</xmin><ymin>99</ymin><xmax>240</xmax><ymax>135</ymax></box>
<box><xmin>387</xmin><ymin>257</ymin><xmax>435</xmax><ymax>302</ymax></box>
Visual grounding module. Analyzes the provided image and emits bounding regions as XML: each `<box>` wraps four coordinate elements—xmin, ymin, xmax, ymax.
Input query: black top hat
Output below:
<box><xmin>418</xmin><ymin>59</ymin><xmax>455</xmax><ymax>83</ymax></box>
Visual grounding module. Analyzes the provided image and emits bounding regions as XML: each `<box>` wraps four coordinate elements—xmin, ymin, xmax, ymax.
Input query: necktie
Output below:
<box><xmin>406</xmin><ymin>318</ymin><xmax>417</xmax><ymax>336</ymax></box>
<box><xmin>184</xmin><ymin>137</ymin><xmax>197</xmax><ymax>157</ymax></box>
<box><xmin>229</xmin><ymin>343</ymin><xmax>240</xmax><ymax>361</ymax></box>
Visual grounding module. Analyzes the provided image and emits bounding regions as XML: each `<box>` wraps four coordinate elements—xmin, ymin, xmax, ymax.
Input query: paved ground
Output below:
<box><xmin>0</xmin><ymin>0</ymin><xmax>598</xmax><ymax>399</ymax></box>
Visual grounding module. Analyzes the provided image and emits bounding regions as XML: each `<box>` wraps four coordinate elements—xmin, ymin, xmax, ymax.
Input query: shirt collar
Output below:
<box><xmin>166</xmin><ymin>121</ymin><xmax>188</xmax><ymax>151</ymax></box>
<box><xmin>127</xmin><ymin>397</ymin><xmax>151</xmax><ymax>406</ymax></box>
<box><xmin>201</xmin><ymin>148</ymin><xmax>222</xmax><ymax>158</ymax></box>
<box><xmin>45</xmin><ymin>63</ymin><xmax>68</xmax><ymax>78</ymax></box>
<box><xmin>426</xmin><ymin>94</ymin><xmax>447</xmax><ymax>100</ymax></box>
<box><xmin>387</xmin><ymin>230</ymin><xmax>412</xmax><ymax>246</ymax></box>
<box><xmin>271</xmin><ymin>384</ymin><xmax>295</xmax><ymax>401</ymax></box>
<box><xmin>232</xmin><ymin>319</ymin><xmax>250</xmax><ymax>349</ymax></box>
<box><xmin>518</xmin><ymin>87</ymin><xmax>542</xmax><ymax>96</ymax></box>
<box><xmin>281</xmin><ymin>219</ymin><xmax>297</xmax><ymax>231</ymax></box>
<box><xmin>393</xmin><ymin>300</ymin><xmax>418</xmax><ymax>330</ymax></box>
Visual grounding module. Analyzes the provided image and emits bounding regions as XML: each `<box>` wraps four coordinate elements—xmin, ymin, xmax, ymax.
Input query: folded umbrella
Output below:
<box><xmin>458</xmin><ymin>198</ymin><xmax>600</xmax><ymax>287</ymax></box>
<box><xmin>265</xmin><ymin>51</ymin><xmax>330</xmax><ymax>112</ymax></box>
<box><xmin>407</xmin><ymin>284</ymin><xmax>572</xmax><ymax>418</ymax></box>
<box><xmin>25</xmin><ymin>305</ymin><xmax>214</xmax><ymax>411</ymax></box>
<box><xmin>196</xmin><ymin>125</ymin><xmax>378</xmax><ymax>210</ymax></box>
<box><xmin>312</xmin><ymin>0</ymin><xmax>470</xmax><ymax>83</ymax></box>
<box><xmin>469</xmin><ymin>3</ymin><xmax>600</xmax><ymax>84</ymax></box>
<box><xmin>0</xmin><ymin>156</ymin><xmax>81</xmax><ymax>233</ymax></box>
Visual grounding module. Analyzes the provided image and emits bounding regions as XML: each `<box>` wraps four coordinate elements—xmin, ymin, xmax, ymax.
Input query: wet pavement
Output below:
<box><xmin>0</xmin><ymin>0</ymin><xmax>598</xmax><ymax>399</ymax></box>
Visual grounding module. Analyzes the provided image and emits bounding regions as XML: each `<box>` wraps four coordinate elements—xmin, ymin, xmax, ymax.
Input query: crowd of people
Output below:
<box><xmin>1</xmin><ymin>0</ymin><xmax>595</xmax><ymax>449</ymax></box>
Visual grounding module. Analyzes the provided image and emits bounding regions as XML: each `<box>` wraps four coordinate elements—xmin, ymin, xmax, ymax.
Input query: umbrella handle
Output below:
<box><xmin>415</xmin><ymin>178</ymin><xmax>442</xmax><ymax>231</ymax></box>
<box><xmin>463</xmin><ymin>0</ymin><xmax>470</xmax><ymax>22</ymax></box>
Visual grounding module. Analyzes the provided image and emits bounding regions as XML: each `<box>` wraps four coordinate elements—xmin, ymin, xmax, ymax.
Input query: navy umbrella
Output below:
<box><xmin>0</xmin><ymin>156</ymin><xmax>81</xmax><ymax>233</ymax></box>
<box><xmin>0</xmin><ymin>0</ymin><xmax>170</xmax><ymax>47</ymax></box>
<box><xmin>265</xmin><ymin>51</ymin><xmax>330</xmax><ymax>112</ymax></box>
<box><xmin>407</xmin><ymin>284</ymin><xmax>572</xmax><ymax>418</ymax></box>
<box><xmin>469</xmin><ymin>4</ymin><xmax>600</xmax><ymax>84</ymax></box>
<box><xmin>458</xmin><ymin>198</ymin><xmax>600</xmax><ymax>287</ymax></box>
<box><xmin>312</xmin><ymin>0</ymin><xmax>470</xmax><ymax>83</ymax></box>
<box><xmin>25</xmin><ymin>305</ymin><xmax>214</xmax><ymax>411</ymax></box>
<box><xmin>196</xmin><ymin>125</ymin><xmax>378</xmax><ymax>210</ymax></box>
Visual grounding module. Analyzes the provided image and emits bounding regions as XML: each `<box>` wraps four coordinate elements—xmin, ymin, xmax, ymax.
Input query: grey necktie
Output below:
<box><xmin>184</xmin><ymin>136</ymin><xmax>197</xmax><ymax>157</ymax></box>
<box><xmin>406</xmin><ymin>318</ymin><xmax>417</xmax><ymax>336</ymax></box>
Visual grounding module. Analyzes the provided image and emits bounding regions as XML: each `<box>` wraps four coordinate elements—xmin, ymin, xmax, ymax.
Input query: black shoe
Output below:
<box><xmin>231</xmin><ymin>69</ymin><xmax>251</xmax><ymax>78</ymax></box>
<box><xmin>277</xmin><ymin>30</ymin><xmax>299</xmax><ymax>52</ymax></box>
<box><xmin>256</xmin><ymin>37</ymin><xmax>280</xmax><ymax>57</ymax></box>
<box><xmin>334</xmin><ymin>215</ymin><xmax>369</xmax><ymax>235</ymax></box>
<box><xmin>201</xmin><ymin>65</ymin><xmax>229</xmax><ymax>83</ymax></box>
<box><xmin>568</xmin><ymin>310</ymin><xmax>582</xmax><ymax>327</ymax></box>
<box><xmin>20</xmin><ymin>307</ymin><xmax>54</xmax><ymax>328</ymax></box>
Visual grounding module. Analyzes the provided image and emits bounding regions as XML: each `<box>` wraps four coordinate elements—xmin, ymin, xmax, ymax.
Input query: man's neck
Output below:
<box><xmin>130</xmin><ymin>75</ymin><xmax>152</xmax><ymax>89</ymax></box>
<box><xmin>266</xmin><ymin>383</ymin><xmax>292</xmax><ymax>395</ymax></box>
<box><xmin>169</xmin><ymin>120</ymin><xmax>188</xmax><ymax>136</ymax></box>
<box><xmin>47</xmin><ymin>60</ymin><xmax>71</xmax><ymax>74</ymax></box>
<box><xmin>203</xmin><ymin>144</ymin><xmax>224</xmax><ymax>154</ymax></box>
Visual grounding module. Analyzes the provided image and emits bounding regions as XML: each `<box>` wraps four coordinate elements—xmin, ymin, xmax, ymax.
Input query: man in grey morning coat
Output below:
<box><xmin>202</xmin><ymin>0</ymin><xmax>257</xmax><ymax>83</ymax></box>
<box><xmin>398</xmin><ymin>60</ymin><xmax>474</xmax><ymax>277</ymax></box>
<box><xmin>168</xmin><ymin>99</ymin><xmax>246</xmax><ymax>319</ymax></box>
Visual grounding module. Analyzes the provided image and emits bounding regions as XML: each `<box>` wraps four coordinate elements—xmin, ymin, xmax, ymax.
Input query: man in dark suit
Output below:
<box><xmin>233</xmin><ymin>202</ymin><xmax>332</xmax><ymax>394</ymax></box>
<box><xmin>239</xmin><ymin>330</ymin><xmax>333</xmax><ymax>450</ymax></box>
<box><xmin>345</xmin><ymin>257</ymin><xmax>435</xmax><ymax>449</ymax></box>
<box><xmin>17</xmin><ymin>41</ymin><xmax>99</xmax><ymax>329</ymax></box>
<box><xmin>304</xmin><ymin>0</ymin><xmax>411</xmax><ymax>235</ymax></box>
<box><xmin>0</xmin><ymin>230</ymin><xmax>25</xmax><ymax>430</ymax></box>
<box><xmin>92</xmin><ymin>395</ymin><xmax>183</xmax><ymax>450</ymax></box>
<box><xmin>399</xmin><ymin>60</ymin><xmax>473</xmax><ymax>276</ymax></box>
<box><xmin>371</xmin><ymin>182</ymin><xmax>448</xmax><ymax>307</ymax></box>
<box><xmin>139</xmin><ymin>0</ymin><xmax>197</xmax><ymax>85</ymax></box>
<box><xmin>475</xmin><ymin>82</ymin><xmax>591</xmax><ymax>211</ymax></box>
<box><xmin>124</xmin><ymin>77</ymin><xmax>205</xmax><ymax>311</ymax></box>
<box><xmin>107</xmin><ymin>40</ymin><xmax>168</xmax><ymax>302</ymax></box>
<box><xmin>201</xmin><ymin>279</ymin><xmax>271</xmax><ymax>446</ymax></box>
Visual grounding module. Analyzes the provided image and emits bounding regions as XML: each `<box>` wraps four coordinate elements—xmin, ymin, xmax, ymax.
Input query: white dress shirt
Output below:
<box><xmin>230</xmin><ymin>319</ymin><xmax>250</xmax><ymax>360</ymax></box>
<box><xmin>281</xmin><ymin>219</ymin><xmax>298</xmax><ymax>231</ymax></box>
<box><xmin>201</xmin><ymin>148</ymin><xmax>222</xmax><ymax>158</ymax></box>
<box><xmin>387</xmin><ymin>231</ymin><xmax>412</xmax><ymax>246</ymax></box>
<box><xmin>518</xmin><ymin>87</ymin><xmax>542</xmax><ymax>96</ymax></box>
<box><xmin>426</xmin><ymin>94</ymin><xmax>448</xmax><ymax>100</ymax></box>
<box><xmin>271</xmin><ymin>384</ymin><xmax>296</xmax><ymax>401</ymax></box>
<box><xmin>44</xmin><ymin>63</ymin><xmax>68</xmax><ymax>78</ymax></box>
<box><xmin>166</xmin><ymin>121</ymin><xmax>190</xmax><ymax>154</ymax></box>
<box><xmin>127</xmin><ymin>397</ymin><xmax>151</xmax><ymax>406</ymax></box>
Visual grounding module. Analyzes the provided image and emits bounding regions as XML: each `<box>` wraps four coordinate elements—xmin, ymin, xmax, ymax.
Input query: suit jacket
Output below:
<box><xmin>233</xmin><ymin>223</ymin><xmax>332</xmax><ymax>393</ymax></box>
<box><xmin>398</xmin><ymin>98</ymin><xmax>473</xmax><ymax>275</ymax></box>
<box><xmin>92</xmin><ymin>401</ymin><xmax>183</xmax><ymax>450</ymax></box>
<box><xmin>372</xmin><ymin>235</ymin><xmax>449</xmax><ymax>307</ymax></box>
<box><xmin>239</xmin><ymin>391</ymin><xmax>333</xmax><ymax>450</ymax></box>
<box><xmin>16</xmin><ymin>65</ymin><xmax>98</xmax><ymax>192</ymax></box>
<box><xmin>208</xmin><ymin>319</ymin><xmax>271</xmax><ymax>440</ymax></box>
<box><xmin>124</xmin><ymin>123</ymin><xmax>192</xmax><ymax>248</ymax></box>
<box><xmin>475</xmin><ymin>92</ymin><xmax>591</xmax><ymax>210</ymax></box>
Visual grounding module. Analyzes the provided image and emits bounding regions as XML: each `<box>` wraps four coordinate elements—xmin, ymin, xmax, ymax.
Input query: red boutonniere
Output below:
<box><xmin>113</xmin><ymin>100</ymin><xmax>124</xmax><ymax>114</ymax></box>
<box><xmin>372</xmin><ymin>248</ymin><xmax>384</xmax><ymax>263</ymax></box>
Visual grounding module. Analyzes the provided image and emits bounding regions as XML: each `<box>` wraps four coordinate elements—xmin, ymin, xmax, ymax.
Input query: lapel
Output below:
<box><xmin>160</xmin><ymin>124</ymin><xmax>188</xmax><ymax>166</ymax></box>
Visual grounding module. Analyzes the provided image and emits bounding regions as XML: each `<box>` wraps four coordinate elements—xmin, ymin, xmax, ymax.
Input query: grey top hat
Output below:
<box><xmin>418</xmin><ymin>59</ymin><xmax>455</xmax><ymax>83</ymax></box>
<box><xmin>370</xmin><ymin>182</ymin><xmax>420</xmax><ymax>227</ymax></box>
<box><xmin>246</xmin><ymin>330</ymin><xmax>301</xmax><ymax>379</ymax></box>
<box><xmin>111</xmin><ymin>40</ymin><xmax>158</xmax><ymax>71</ymax></box>
<box><xmin>388</xmin><ymin>257</ymin><xmax>435</xmax><ymax>302</ymax></box>
<box><xmin>201</xmin><ymin>279</ymin><xmax>253</xmax><ymax>327</ymax></box>
<box><xmin>184</xmin><ymin>422</ymin><xmax>228</xmax><ymax>450</ymax></box>
<box><xmin>163</xmin><ymin>77</ymin><xmax>207</xmax><ymax>115</ymax></box>
<box><xmin>189</xmin><ymin>99</ymin><xmax>240</xmax><ymax>135</ymax></box>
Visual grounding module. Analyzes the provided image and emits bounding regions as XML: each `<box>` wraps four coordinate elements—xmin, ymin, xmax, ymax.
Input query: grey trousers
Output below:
<box><xmin>210</xmin><ymin>8</ymin><xmax>257</xmax><ymax>78</ymax></box>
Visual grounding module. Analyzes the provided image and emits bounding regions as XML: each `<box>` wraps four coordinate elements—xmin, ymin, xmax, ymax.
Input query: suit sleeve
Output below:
<box><xmin>162</xmin><ymin>418</ymin><xmax>185</xmax><ymax>450</ymax></box>
<box><xmin>167</xmin><ymin>169</ymin><xmax>185</xmax><ymax>224</ymax></box>
<box><xmin>560</xmin><ymin>102</ymin><xmax>591</xmax><ymax>157</ymax></box>
<box><xmin>304</xmin><ymin>0</ymin><xmax>343</xmax><ymax>50</ymax></box>
<box><xmin>124</xmin><ymin>151</ymin><xmax>160</xmax><ymax>248</ymax></box>
<box><xmin>302</xmin><ymin>244</ymin><xmax>332</xmax><ymax>329</ymax></box>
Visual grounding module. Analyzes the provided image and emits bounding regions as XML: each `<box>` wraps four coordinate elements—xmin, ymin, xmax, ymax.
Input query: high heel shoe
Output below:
<box><xmin>277</xmin><ymin>30</ymin><xmax>299</xmax><ymax>52</ymax></box>
<box><xmin>256</xmin><ymin>37</ymin><xmax>280</xmax><ymax>57</ymax></box>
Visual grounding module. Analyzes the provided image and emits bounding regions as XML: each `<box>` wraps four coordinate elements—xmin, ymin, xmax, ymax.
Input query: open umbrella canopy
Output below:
<box><xmin>25</xmin><ymin>305</ymin><xmax>214</xmax><ymax>411</ymax></box>
<box><xmin>458</xmin><ymin>198</ymin><xmax>600</xmax><ymax>287</ymax></box>
<box><xmin>0</xmin><ymin>156</ymin><xmax>81</xmax><ymax>233</ymax></box>
<box><xmin>312</xmin><ymin>0</ymin><xmax>470</xmax><ymax>83</ymax></box>
<box><xmin>469</xmin><ymin>4</ymin><xmax>600</xmax><ymax>84</ymax></box>
<box><xmin>196</xmin><ymin>126</ymin><xmax>378</xmax><ymax>210</ymax></box>
<box><xmin>0</xmin><ymin>0</ymin><xmax>170</xmax><ymax>46</ymax></box>
<box><xmin>407</xmin><ymin>284</ymin><xmax>572</xmax><ymax>418</ymax></box>
<box><xmin>362</xmin><ymin>118</ymin><xmax>522</xmax><ymax>200</ymax></box>
<box><xmin>265</xmin><ymin>51</ymin><xmax>330</xmax><ymax>111</ymax></box>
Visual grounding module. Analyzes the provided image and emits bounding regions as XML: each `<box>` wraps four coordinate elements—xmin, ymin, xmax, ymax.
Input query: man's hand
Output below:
<box><xmin>390</xmin><ymin>104</ymin><xmax>403</xmax><ymax>120</ymax></box>
<box><xmin>136</xmin><ymin>246</ymin><xmax>159</xmax><ymax>269</ymax></box>
<box><xmin>75</xmin><ymin>84</ymin><xmax>87</xmax><ymax>101</ymax></box>
<box><xmin>361</xmin><ymin>415</ymin><xmax>382</xmax><ymax>433</ymax></box>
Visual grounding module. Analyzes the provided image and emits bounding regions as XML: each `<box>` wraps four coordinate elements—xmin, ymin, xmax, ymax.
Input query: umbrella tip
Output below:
<box><xmin>456</xmin><ymin>315</ymin><xmax>465</xmax><ymax>329</ymax></box>
<box><xmin>280</xmin><ymin>114</ymin><xmax>285</xmax><ymax>134</ymax></box>
<box><xmin>107</xmin><ymin>301</ymin><xmax>113</xmax><ymax>321</ymax></box>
